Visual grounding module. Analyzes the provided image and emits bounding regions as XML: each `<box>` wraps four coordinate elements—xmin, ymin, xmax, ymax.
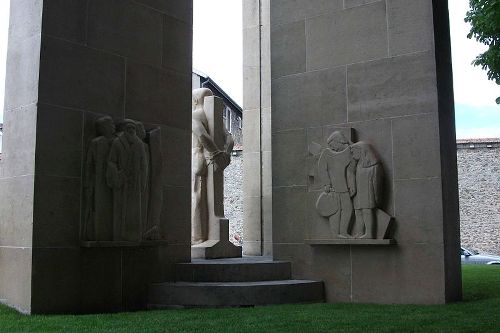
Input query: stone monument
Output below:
<box><xmin>191</xmin><ymin>88</ymin><xmax>242</xmax><ymax>259</ymax></box>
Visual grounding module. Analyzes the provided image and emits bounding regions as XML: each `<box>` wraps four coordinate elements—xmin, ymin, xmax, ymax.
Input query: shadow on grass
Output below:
<box><xmin>0</xmin><ymin>265</ymin><xmax>499</xmax><ymax>333</ymax></box>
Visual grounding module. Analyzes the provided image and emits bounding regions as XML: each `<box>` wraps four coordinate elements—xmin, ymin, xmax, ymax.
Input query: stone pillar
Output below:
<box><xmin>270</xmin><ymin>0</ymin><xmax>461</xmax><ymax>304</ymax></box>
<box><xmin>242</xmin><ymin>0</ymin><xmax>272</xmax><ymax>256</ymax></box>
<box><xmin>0</xmin><ymin>0</ymin><xmax>193</xmax><ymax>314</ymax></box>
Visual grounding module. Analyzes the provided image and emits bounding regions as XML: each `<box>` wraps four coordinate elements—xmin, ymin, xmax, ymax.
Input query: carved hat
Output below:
<box><xmin>326</xmin><ymin>131</ymin><xmax>352</xmax><ymax>146</ymax></box>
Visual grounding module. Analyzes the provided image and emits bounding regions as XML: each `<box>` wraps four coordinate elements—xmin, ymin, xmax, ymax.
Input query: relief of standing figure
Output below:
<box><xmin>83</xmin><ymin>116</ymin><xmax>116</xmax><ymax>241</ymax></box>
<box><xmin>316</xmin><ymin>131</ymin><xmax>356</xmax><ymax>238</ymax></box>
<box><xmin>350</xmin><ymin>142</ymin><xmax>383</xmax><ymax>239</ymax></box>
<box><xmin>107</xmin><ymin>119</ymin><xmax>148</xmax><ymax>242</ymax></box>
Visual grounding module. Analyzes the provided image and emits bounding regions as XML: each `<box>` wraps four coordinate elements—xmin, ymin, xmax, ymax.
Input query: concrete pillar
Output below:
<box><xmin>270</xmin><ymin>0</ymin><xmax>461</xmax><ymax>304</ymax></box>
<box><xmin>242</xmin><ymin>0</ymin><xmax>272</xmax><ymax>256</ymax></box>
<box><xmin>0</xmin><ymin>0</ymin><xmax>193</xmax><ymax>314</ymax></box>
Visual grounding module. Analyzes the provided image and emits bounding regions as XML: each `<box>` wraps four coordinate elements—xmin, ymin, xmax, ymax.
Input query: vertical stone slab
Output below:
<box><xmin>1</xmin><ymin>0</ymin><xmax>193</xmax><ymax>314</ymax></box>
<box><xmin>0</xmin><ymin>0</ymin><xmax>43</xmax><ymax>314</ymax></box>
<box><xmin>242</xmin><ymin>0</ymin><xmax>273</xmax><ymax>256</ymax></box>
<box><xmin>270</xmin><ymin>0</ymin><xmax>461</xmax><ymax>304</ymax></box>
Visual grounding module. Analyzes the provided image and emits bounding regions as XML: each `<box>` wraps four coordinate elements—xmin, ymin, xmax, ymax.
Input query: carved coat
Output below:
<box><xmin>107</xmin><ymin>134</ymin><xmax>147</xmax><ymax>241</ymax></box>
<box><xmin>353</xmin><ymin>163</ymin><xmax>382</xmax><ymax>210</ymax></box>
<box><xmin>84</xmin><ymin>135</ymin><xmax>114</xmax><ymax>240</ymax></box>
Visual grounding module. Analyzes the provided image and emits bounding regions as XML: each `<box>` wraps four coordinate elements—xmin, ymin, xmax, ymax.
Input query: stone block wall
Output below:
<box><xmin>270</xmin><ymin>0</ymin><xmax>461</xmax><ymax>304</ymax></box>
<box><xmin>0</xmin><ymin>0</ymin><xmax>192</xmax><ymax>314</ymax></box>
<box><xmin>457</xmin><ymin>141</ymin><xmax>500</xmax><ymax>255</ymax></box>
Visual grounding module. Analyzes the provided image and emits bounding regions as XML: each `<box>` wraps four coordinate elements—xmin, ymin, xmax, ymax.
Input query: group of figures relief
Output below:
<box><xmin>83</xmin><ymin>117</ymin><xmax>163</xmax><ymax>242</ymax></box>
<box><xmin>315</xmin><ymin>131</ymin><xmax>392</xmax><ymax>239</ymax></box>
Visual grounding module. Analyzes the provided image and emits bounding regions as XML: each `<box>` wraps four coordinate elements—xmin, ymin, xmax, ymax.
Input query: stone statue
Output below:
<box><xmin>316</xmin><ymin>131</ymin><xmax>356</xmax><ymax>238</ymax></box>
<box><xmin>107</xmin><ymin>119</ymin><xmax>148</xmax><ymax>242</ymax></box>
<box><xmin>83</xmin><ymin>116</ymin><xmax>116</xmax><ymax>240</ymax></box>
<box><xmin>191</xmin><ymin>88</ymin><xmax>241</xmax><ymax>258</ymax></box>
<box><xmin>350</xmin><ymin>142</ymin><xmax>382</xmax><ymax>239</ymax></box>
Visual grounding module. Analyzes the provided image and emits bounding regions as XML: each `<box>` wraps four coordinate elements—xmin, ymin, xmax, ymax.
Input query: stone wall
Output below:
<box><xmin>268</xmin><ymin>0</ymin><xmax>461</xmax><ymax>304</ymax></box>
<box><xmin>225</xmin><ymin>151</ymin><xmax>243</xmax><ymax>246</ymax></box>
<box><xmin>458</xmin><ymin>140</ymin><xmax>500</xmax><ymax>255</ymax></box>
<box><xmin>0</xmin><ymin>0</ymin><xmax>193</xmax><ymax>314</ymax></box>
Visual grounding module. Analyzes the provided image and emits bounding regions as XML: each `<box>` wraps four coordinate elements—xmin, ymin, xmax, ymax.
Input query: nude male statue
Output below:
<box><xmin>191</xmin><ymin>88</ymin><xmax>234</xmax><ymax>245</ymax></box>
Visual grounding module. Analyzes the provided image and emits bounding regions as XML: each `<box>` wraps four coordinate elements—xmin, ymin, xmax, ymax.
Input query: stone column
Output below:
<box><xmin>0</xmin><ymin>0</ymin><xmax>193</xmax><ymax>314</ymax></box>
<box><xmin>242</xmin><ymin>0</ymin><xmax>272</xmax><ymax>256</ymax></box>
<box><xmin>270</xmin><ymin>0</ymin><xmax>461</xmax><ymax>304</ymax></box>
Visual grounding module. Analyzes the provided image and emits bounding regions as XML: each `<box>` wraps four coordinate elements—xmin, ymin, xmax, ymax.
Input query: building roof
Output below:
<box><xmin>193</xmin><ymin>71</ymin><xmax>242</xmax><ymax>117</ymax></box>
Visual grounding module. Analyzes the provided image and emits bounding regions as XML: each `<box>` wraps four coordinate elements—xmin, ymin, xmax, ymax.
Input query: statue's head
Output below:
<box><xmin>351</xmin><ymin>141</ymin><xmax>379</xmax><ymax>167</ymax></box>
<box><xmin>122</xmin><ymin>119</ymin><xmax>137</xmax><ymax>143</ymax></box>
<box><xmin>192</xmin><ymin>88</ymin><xmax>213</xmax><ymax>111</ymax></box>
<box><xmin>96</xmin><ymin>116</ymin><xmax>115</xmax><ymax>138</ymax></box>
<box><xmin>326</xmin><ymin>131</ymin><xmax>351</xmax><ymax>152</ymax></box>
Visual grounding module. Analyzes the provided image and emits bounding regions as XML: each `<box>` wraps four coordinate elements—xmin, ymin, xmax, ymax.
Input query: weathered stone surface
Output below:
<box><xmin>270</xmin><ymin>21</ymin><xmax>306</xmax><ymax>79</ymax></box>
<box><xmin>42</xmin><ymin>0</ymin><xmax>87</xmax><ymax>43</ymax></box>
<box><xmin>387</xmin><ymin>0</ymin><xmax>434</xmax><ymax>56</ymax></box>
<box><xmin>39</xmin><ymin>37</ymin><xmax>125</xmax><ymax>116</ymax></box>
<box><xmin>272</xmin><ymin>68</ymin><xmax>347</xmax><ymax>132</ymax></box>
<box><xmin>306</xmin><ymin>1</ymin><xmax>388</xmax><ymax>71</ymax></box>
<box><xmin>458</xmin><ymin>145</ymin><xmax>500</xmax><ymax>255</ymax></box>
<box><xmin>347</xmin><ymin>51</ymin><xmax>438</xmax><ymax>122</ymax></box>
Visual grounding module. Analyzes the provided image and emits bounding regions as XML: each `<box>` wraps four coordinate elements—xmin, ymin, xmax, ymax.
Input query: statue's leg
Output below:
<box><xmin>328</xmin><ymin>213</ymin><xmax>340</xmax><ymax>238</ymax></box>
<box><xmin>191</xmin><ymin>176</ymin><xmax>204</xmax><ymax>244</ymax></box>
<box><xmin>352</xmin><ymin>209</ymin><xmax>364</xmax><ymax>238</ymax></box>
<box><xmin>360</xmin><ymin>209</ymin><xmax>375</xmax><ymax>239</ymax></box>
<box><xmin>339</xmin><ymin>193</ymin><xmax>353</xmax><ymax>238</ymax></box>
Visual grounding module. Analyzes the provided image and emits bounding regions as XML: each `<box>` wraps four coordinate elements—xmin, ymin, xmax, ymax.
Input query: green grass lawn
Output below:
<box><xmin>1</xmin><ymin>265</ymin><xmax>499</xmax><ymax>333</ymax></box>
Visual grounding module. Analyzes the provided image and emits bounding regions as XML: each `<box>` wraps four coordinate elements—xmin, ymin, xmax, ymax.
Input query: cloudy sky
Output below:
<box><xmin>0</xmin><ymin>0</ymin><xmax>499</xmax><ymax>139</ymax></box>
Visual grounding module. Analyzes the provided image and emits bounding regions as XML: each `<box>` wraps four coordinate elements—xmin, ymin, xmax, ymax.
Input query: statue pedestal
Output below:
<box><xmin>191</xmin><ymin>219</ymin><xmax>242</xmax><ymax>259</ymax></box>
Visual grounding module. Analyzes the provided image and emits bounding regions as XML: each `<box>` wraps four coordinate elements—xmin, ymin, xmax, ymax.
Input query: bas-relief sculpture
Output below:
<box><xmin>83</xmin><ymin>117</ymin><xmax>163</xmax><ymax>243</ymax></box>
<box><xmin>312</xmin><ymin>130</ymin><xmax>393</xmax><ymax>241</ymax></box>
<box><xmin>191</xmin><ymin>88</ymin><xmax>242</xmax><ymax>258</ymax></box>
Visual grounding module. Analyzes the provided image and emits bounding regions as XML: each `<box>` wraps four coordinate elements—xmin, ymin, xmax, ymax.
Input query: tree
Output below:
<box><xmin>465</xmin><ymin>0</ymin><xmax>500</xmax><ymax>104</ymax></box>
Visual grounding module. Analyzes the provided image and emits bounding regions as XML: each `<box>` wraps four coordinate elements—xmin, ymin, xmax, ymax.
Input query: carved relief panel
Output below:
<box><xmin>307</xmin><ymin>128</ymin><xmax>394</xmax><ymax>243</ymax></box>
<box><xmin>82</xmin><ymin>117</ymin><xmax>163</xmax><ymax>244</ymax></box>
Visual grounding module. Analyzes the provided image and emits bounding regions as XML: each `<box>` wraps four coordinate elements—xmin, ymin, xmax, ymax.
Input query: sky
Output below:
<box><xmin>0</xmin><ymin>0</ymin><xmax>499</xmax><ymax>139</ymax></box>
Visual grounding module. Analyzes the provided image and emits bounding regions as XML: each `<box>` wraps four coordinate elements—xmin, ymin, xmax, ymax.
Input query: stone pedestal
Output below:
<box><xmin>191</xmin><ymin>219</ymin><xmax>242</xmax><ymax>259</ymax></box>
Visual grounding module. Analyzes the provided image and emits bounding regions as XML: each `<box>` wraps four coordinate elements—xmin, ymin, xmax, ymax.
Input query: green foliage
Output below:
<box><xmin>0</xmin><ymin>266</ymin><xmax>500</xmax><ymax>333</ymax></box>
<box><xmin>465</xmin><ymin>0</ymin><xmax>500</xmax><ymax>103</ymax></box>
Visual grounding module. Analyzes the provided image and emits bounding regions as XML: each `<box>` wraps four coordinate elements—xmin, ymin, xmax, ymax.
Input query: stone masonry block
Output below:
<box><xmin>306</xmin><ymin>1</ymin><xmax>388</xmax><ymax>70</ymax></box>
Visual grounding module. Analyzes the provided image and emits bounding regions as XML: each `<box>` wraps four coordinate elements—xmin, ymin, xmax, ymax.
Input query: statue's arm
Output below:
<box><xmin>373</xmin><ymin>164</ymin><xmax>383</xmax><ymax>206</ymax></box>
<box><xmin>192</xmin><ymin>119</ymin><xmax>218</xmax><ymax>153</ymax></box>
<box><xmin>347</xmin><ymin>159</ymin><xmax>357</xmax><ymax>197</ymax></box>
<box><xmin>224</xmin><ymin>129</ymin><xmax>234</xmax><ymax>154</ymax></box>
<box><xmin>317</xmin><ymin>151</ymin><xmax>331</xmax><ymax>192</ymax></box>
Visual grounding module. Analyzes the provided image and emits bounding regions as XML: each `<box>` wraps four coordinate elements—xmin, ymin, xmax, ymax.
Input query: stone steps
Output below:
<box><xmin>148</xmin><ymin>257</ymin><xmax>324</xmax><ymax>308</ymax></box>
<box><xmin>175</xmin><ymin>258</ymin><xmax>292</xmax><ymax>282</ymax></box>
<box><xmin>148</xmin><ymin>280</ymin><xmax>324</xmax><ymax>308</ymax></box>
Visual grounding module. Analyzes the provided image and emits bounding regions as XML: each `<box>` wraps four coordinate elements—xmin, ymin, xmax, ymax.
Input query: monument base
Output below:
<box><xmin>191</xmin><ymin>219</ymin><xmax>242</xmax><ymax>259</ymax></box>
